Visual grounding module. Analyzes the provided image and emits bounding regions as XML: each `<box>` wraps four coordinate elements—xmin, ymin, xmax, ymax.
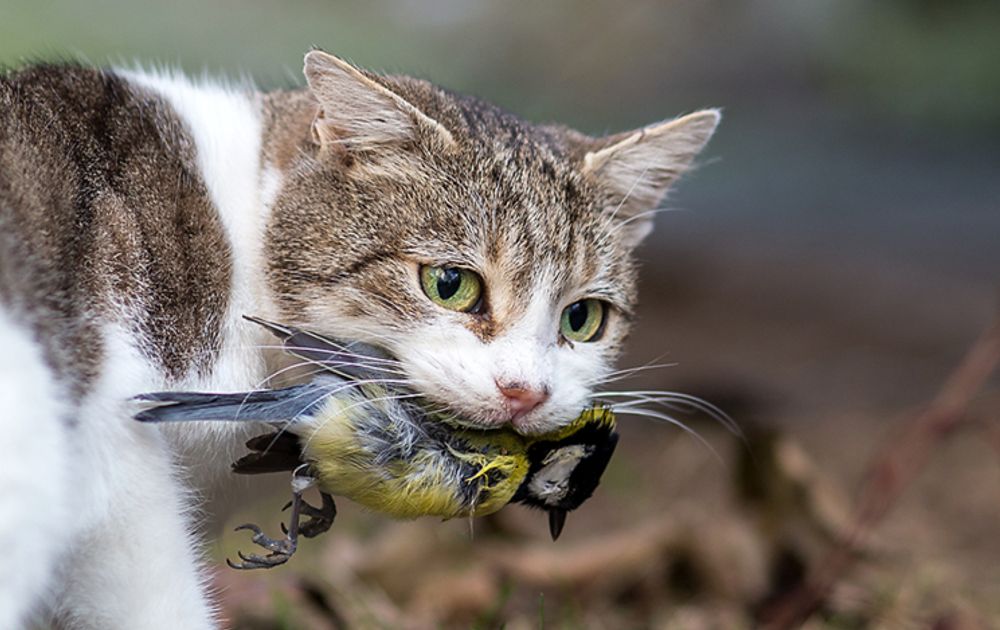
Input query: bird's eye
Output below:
<box><xmin>560</xmin><ymin>299</ymin><xmax>607</xmax><ymax>342</ymax></box>
<box><xmin>420</xmin><ymin>265</ymin><xmax>483</xmax><ymax>313</ymax></box>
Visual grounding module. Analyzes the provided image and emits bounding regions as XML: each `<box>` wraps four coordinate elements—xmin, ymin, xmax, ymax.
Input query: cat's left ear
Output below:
<box><xmin>581</xmin><ymin>109</ymin><xmax>720</xmax><ymax>248</ymax></box>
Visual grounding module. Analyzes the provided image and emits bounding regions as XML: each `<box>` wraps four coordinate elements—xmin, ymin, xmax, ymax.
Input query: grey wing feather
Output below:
<box><xmin>243</xmin><ymin>315</ymin><xmax>396</xmax><ymax>381</ymax></box>
<box><xmin>133</xmin><ymin>383</ymin><xmax>336</xmax><ymax>424</ymax></box>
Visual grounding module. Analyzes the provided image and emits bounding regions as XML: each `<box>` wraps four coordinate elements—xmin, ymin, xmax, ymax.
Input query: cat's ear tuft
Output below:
<box><xmin>582</xmin><ymin>109</ymin><xmax>720</xmax><ymax>248</ymax></box>
<box><xmin>303</xmin><ymin>51</ymin><xmax>455</xmax><ymax>151</ymax></box>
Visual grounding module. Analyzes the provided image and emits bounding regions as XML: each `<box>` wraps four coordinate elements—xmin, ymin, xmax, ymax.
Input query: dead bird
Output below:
<box><xmin>135</xmin><ymin>317</ymin><xmax>617</xmax><ymax>569</ymax></box>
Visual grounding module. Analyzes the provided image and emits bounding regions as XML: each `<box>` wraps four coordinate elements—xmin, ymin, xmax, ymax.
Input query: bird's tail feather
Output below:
<box><xmin>133</xmin><ymin>385</ymin><xmax>328</xmax><ymax>424</ymax></box>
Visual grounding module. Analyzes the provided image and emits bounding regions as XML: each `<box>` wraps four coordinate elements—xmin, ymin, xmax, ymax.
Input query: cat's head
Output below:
<box><xmin>265</xmin><ymin>51</ymin><xmax>718</xmax><ymax>435</ymax></box>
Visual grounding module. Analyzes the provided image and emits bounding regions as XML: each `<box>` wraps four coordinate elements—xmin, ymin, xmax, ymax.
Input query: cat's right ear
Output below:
<box><xmin>581</xmin><ymin>109</ymin><xmax>720</xmax><ymax>248</ymax></box>
<box><xmin>303</xmin><ymin>51</ymin><xmax>455</xmax><ymax>152</ymax></box>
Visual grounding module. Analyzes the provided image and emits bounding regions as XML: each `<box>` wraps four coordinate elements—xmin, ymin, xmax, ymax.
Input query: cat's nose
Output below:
<box><xmin>496</xmin><ymin>381</ymin><xmax>550</xmax><ymax>421</ymax></box>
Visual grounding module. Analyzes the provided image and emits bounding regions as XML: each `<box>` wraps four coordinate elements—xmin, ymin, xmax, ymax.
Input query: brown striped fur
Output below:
<box><xmin>0</xmin><ymin>64</ymin><xmax>231</xmax><ymax>390</ymax></box>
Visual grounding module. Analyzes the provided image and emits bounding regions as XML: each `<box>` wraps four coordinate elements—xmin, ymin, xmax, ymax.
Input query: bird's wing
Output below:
<box><xmin>244</xmin><ymin>315</ymin><xmax>397</xmax><ymax>382</ymax></box>
<box><xmin>232</xmin><ymin>431</ymin><xmax>304</xmax><ymax>475</ymax></box>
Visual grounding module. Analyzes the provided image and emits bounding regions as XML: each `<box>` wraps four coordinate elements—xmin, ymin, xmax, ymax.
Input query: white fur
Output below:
<box><xmin>0</xmin><ymin>309</ymin><xmax>74</xmax><ymax>629</ymax></box>
<box><xmin>54</xmin><ymin>321</ymin><xmax>216</xmax><ymax>629</ymax></box>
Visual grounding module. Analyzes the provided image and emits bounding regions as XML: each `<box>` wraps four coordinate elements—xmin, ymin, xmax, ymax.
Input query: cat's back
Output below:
<box><xmin>0</xmin><ymin>62</ymin><xmax>218</xmax><ymax>257</ymax></box>
<box><xmin>0</xmin><ymin>63</ymin><xmax>174</xmax><ymax>212</ymax></box>
<box><xmin>0</xmin><ymin>63</ymin><xmax>237</xmax><ymax>388</ymax></box>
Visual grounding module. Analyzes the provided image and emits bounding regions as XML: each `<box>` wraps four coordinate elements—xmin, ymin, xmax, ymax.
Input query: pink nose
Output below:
<box><xmin>496</xmin><ymin>382</ymin><xmax>549</xmax><ymax>421</ymax></box>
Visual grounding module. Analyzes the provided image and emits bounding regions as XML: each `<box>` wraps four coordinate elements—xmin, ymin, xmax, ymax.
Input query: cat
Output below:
<box><xmin>0</xmin><ymin>50</ymin><xmax>718</xmax><ymax>628</ymax></box>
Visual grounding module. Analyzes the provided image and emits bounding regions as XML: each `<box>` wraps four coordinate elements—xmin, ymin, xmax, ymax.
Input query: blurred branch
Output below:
<box><xmin>759</xmin><ymin>313</ymin><xmax>1000</xmax><ymax>629</ymax></box>
<box><xmin>975</xmin><ymin>417</ymin><xmax>1000</xmax><ymax>462</ymax></box>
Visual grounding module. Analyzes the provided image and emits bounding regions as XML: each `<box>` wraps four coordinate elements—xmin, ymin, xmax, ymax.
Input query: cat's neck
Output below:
<box><xmin>261</xmin><ymin>89</ymin><xmax>318</xmax><ymax>174</ymax></box>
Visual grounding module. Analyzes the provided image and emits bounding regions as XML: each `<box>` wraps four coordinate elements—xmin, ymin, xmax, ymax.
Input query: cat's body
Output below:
<box><xmin>0</xmin><ymin>52</ymin><xmax>718</xmax><ymax>628</ymax></box>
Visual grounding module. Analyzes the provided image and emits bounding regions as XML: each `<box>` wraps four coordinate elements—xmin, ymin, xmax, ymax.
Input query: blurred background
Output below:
<box><xmin>4</xmin><ymin>0</ymin><xmax>999</xmax><ymax>627</ymax></box>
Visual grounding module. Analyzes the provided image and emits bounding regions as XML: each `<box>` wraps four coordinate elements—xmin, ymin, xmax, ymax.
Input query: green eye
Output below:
<box><xmin>420</xmin><ymin>265</ymin><xmax>484</xmax><ymax>312</ymax></box>
<box><xmin>560</xmin><ymin>299</ymin><xmax>607</xmax><ymax>342</ymax></box>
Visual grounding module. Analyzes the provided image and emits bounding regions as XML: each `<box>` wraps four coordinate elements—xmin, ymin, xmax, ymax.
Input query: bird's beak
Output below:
<box><xmin>548</xmin><ymin>509</ymin><xmax>567</xmax><ymax>541</ymax></box>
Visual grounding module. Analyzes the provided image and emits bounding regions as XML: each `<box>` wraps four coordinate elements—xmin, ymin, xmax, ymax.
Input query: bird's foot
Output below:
<box><xmin>226</xmin><ymin>523</ymin><xmax>297</xmax><ymax>570</ymax></box>
<box><xmin>226</xmin><ymin>471</ymin><xmax>337</xmax><ymax>570</ymax></box>
<box><xmin>282</xmin><ymin>491</ymin><xmax>337</xmax><ymax>539</ymax></box>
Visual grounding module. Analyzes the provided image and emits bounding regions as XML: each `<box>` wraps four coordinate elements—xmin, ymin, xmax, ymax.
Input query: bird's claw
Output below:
<box><xmin>234</xmin><ymin>523</ymin><xmax>294</xmax><ymax>553</ymax></box>
<box><xmin>226</xmin><ymin>480</ymin><xmax>336</xmax><ymax>570</ymax></box>
<box><xmin>226</xmin><ymin>522</ymin><xmax>297</xmax><ymax>569</ymax></box>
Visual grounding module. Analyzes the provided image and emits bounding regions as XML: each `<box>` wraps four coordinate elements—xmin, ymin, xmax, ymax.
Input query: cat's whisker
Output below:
<box><xmin>243</xmin><ymin>342</ymin><xmax>410</xmax><ymax>386</ymax></box>
<box><xmin>247</xmin><ymin>359</ymin><xmax>332</xmax><ymax>393</ymax></box>
<box><xmin>282</xmin><ymin>355</ymin><xmax>409</xmax><ymax>378</ymax></box>
<box><xmin>263</xmin><ymin>321</ymin><xmax>408</xmax><ymax>364</ymax></box>
<box><xmin>610</xmin><ymin>391</ymin><xmax>737</xmax><ymax>432</ymax></box>
<box><xmin>607</xmin><ymin>207</ymin><xmax>684</xmax><ymax>238</ymax></box>
<box><xmin>249</xmin><ymin>340</ymin><xmax>407</xmax><ymax>370</ymax></box>
<box><xmin>591</xmin><ymin>371</ymin><xmax>664</xmax><ymax>388</ymax></box>
<box><xmin>265</xmin><ymin>378</ymin><xmax>419</xmax><ymax>450</ymax></box>
<box><xmin>275</xmin><ymin>344</ymin><xmax>405</xmax><ymax>368</ymax></box>
<box><xmin>587</xmin><ymin>362</ymin><xmax>678</xmax><ymax>387</ymax></box>
<box><xmin>599</xmin><ymin>391</ymin><xmax>730</xmax><ymax>424</ymax></box>
<box><xmin>610</xmin><ymin>398</ymin><xmax>692</xmax><ymax>418</ymax></box>
<box><xmin>229</xmin><ymin>359</ymin><xmax>335</xmax><ymax>420</ymax></box>
<box><xmin>610</xmin><ymin>406</ymin><xmax>725</xmax><ymax>466</ymax></box>
<box><xmin>314</xmin><ymin>377</ymin><xmax>413</xmax><ymax>394</ymax></box>
<box><xmin>239</xmin><ymin>364</ymin><xmax>410</xmax><ymax>424</ymax></box>
<box><xmin>237</xmin><ymin>370</ymin><xmax>358</xmax><ymax>421</ymax></box>
<box><xmin>293</xmin><ymin>318</ymin><xmax>406</xmax><ymax>354</ymax></box>
<box><xmin>596</xmin><ymin>390</ymin><xmax>741</xmax><ymax>437</ymax></box>
<box><xmin>238</xmin><ymin>368</ymin><xmax>394</xmax><ymax>433</ymax></box>
<box><xmin>601</xmin><ymin>360</ymin><xmax>675</xmax><ymax>379</ymax></box>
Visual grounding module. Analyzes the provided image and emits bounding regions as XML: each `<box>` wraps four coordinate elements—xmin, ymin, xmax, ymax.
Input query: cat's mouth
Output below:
<box><xmin>412</xmin><ymin>387</ymin><xmax>575</xmax><ymax>437</ymax></box>
<box><xmin>425</xmin><ymin>405</ymin><xmax>543</xmax><ymax>435</ymax></box>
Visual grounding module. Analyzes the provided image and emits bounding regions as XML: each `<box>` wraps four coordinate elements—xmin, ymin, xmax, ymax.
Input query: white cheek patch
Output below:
<box><xmin>394</xmin><ymin>323</ymin><xmax>503</xmax><ymax>424</ymax></box>
<box><xmin>488</xmin><ymin>280</ymin><xmax>561</xmax><ymax>388</ymax></box>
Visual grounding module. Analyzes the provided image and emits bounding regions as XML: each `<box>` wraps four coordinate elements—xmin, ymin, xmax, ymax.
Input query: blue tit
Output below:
<box><xmin>134</xmin><ymin>317</ymin><xmax>618</xmax><ymax>569</ymax></box>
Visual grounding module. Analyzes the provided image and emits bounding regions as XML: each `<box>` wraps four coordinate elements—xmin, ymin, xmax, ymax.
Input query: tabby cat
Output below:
<box><xmin>0</xmin><ymin>50</ymin><xmax>718</xmax><ymax>628</ymax></box>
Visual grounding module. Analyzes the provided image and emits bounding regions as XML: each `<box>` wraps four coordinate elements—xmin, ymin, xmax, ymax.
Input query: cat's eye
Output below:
<box><xmin>420</xmin><ymin>265</ymin><xmax>484</xmax><ymax>313</ymax></box>
<box><xmin>560</xmin><ymin>299</ymin><xmax>607</xmax><ymax>342</ymax></box>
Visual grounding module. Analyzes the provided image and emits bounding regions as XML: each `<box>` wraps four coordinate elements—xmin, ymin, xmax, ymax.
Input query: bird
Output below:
<box><xmin>134</xmin><ymin>317</ymin><xmax>618</xmax><ymax>569</ymax></box>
